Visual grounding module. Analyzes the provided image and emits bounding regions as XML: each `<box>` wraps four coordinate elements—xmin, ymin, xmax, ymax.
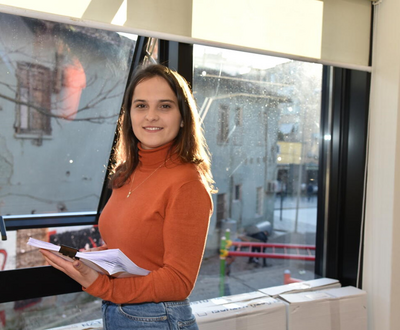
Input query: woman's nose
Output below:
<box><xmin>145</xmin><ymin>107</ymin><xmax>158</xmax><ymax>121</ymax></box>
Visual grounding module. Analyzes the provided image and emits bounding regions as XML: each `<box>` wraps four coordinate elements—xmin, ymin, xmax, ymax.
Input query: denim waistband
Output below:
<box><xmin>162</xmin><ymin>299</ymin><xmax>190</xmax><ymax>307</ymax></box>
<box><xmin>103</xmin><ymin>298</ymin><xmax>191</xmax><ymax>307</ymax></box>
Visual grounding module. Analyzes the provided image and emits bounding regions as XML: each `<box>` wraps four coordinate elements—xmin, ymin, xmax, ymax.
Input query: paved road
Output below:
<box><xmin>190</xmin><ymin>196</ymin><xmax>318</xmax><ymax>301</ymax></box>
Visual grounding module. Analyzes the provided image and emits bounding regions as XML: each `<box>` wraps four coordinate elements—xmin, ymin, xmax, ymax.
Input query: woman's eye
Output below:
<box><xmin>135</xmin><ymin>104</ymin><xmax>146</xmax><ymax>109</ymax></box>
<box><xmin>160</xmin><ymin>104</ymin><xmax>171</xmax><ymax>109</ymax></box>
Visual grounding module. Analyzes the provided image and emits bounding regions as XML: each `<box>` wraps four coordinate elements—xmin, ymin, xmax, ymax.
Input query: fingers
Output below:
<box><xmin>41</xmin><ymin>253</ymin><xmax>65</xmax><ymax>273</ymax></box>
<box><xmin>39</xmin><ymin>249</ymin><xmax>99</xmax><ymax>288</ymax></box>
<box><xmin>40</xmin><ymin>249</ymin><xmax>72</xmax><ymax>271</ymax></box>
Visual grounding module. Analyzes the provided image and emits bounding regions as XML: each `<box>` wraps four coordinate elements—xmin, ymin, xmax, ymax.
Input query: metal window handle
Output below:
<box><xmin>0</xmin><ymin>216</ymin><xmax>7</xmax><ymax>241</ymax></box>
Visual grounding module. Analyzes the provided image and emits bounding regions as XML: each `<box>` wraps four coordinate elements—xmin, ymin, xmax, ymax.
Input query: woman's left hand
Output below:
<box><xmin>40</xmin><ymin>249</ymin><xmax>99</xmax><ymax>288</ymax></box>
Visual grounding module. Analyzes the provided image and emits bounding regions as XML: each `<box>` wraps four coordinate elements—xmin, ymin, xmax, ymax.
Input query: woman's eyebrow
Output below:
<box><xmin>159</xmin><ymin>99</ymin><xmax>176</xmax><ymax>103</ymax></box>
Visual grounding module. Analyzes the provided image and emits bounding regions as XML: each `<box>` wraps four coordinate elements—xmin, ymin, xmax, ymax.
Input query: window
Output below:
<box><xmin>191</xmin><ymin>44</ymin><xmax>323</xmax><ymax>301</ymax></box>
<box><xmin>233</xmin><ymin>106</ymin><xmax>243</xmax><ymax>146</ymax></box>
<box><xmin>216</xmin><ymin>193</ymin><xmax>227</xmax><ymax>228</ymax></box>
<box><xmin>15</xmin><ymin>62</ymin><xmax>52</xmax><ymax>138</ymax></box>
<box><xmin>0</xmin><ymin>11</ymin><xmax>137</xmax><ymax>328</ymax></box>
<box><xmin>0</xmin><ymin>19</ymin><xmax>369</xmax><ymax>326</ymax></box>
<box><xmin>0</xmin><ymin>13</ymin><xmax>136</xmax><ymax>216</ymax></box>
<box><xmin>234</xmin><ymin>184</ymin><xmax>242</xmax><ymax>201</ymax></box>
<box><xmin>235</xmin><ymin>106</ymin><xmax>243</xmax><ymax>127</ymax></box>
<box><xmin>217</xmin><ymin>104</ymin><xmax>229</xmax><ymax>144</ymax></box>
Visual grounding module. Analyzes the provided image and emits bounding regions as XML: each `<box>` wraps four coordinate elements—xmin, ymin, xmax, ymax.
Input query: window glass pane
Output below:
<box><xmin>0</xmin><ymin>12</ymin><xmax>136</xmax><ymax>216</ymax></box>
<box><xmin>191</xmin><ymin>45</ymin><xmax>322</xmax><ymax>300</ymax></box>
<box><xmin>2</xmin><ymin>225</ymin><xmax>101</xmax><ymax>270</ymax></box>
<box><xmin>0</xmin><ymin>224</ymin><xmax>103</xmax><ymax>328</ymax></box>
<box><xmin>0</xmin><ymin>291</ymin><xmax>102</xmax><ymax>329</ymax></box>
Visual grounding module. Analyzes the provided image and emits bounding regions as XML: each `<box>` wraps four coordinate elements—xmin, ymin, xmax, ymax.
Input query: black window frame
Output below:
<box><xmin>315</xmin><ymin>67</ymin><xmax>370</xmax><ymax>287</ymax></box>
<box><xmin>0</xmin><ymin>37</ymin><xmax>370</xmax><ymax>303</ymax></box>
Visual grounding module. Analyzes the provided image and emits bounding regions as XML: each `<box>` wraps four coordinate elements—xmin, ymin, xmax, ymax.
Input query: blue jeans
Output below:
<box><xmin>102</xmin><ymin>299</ymin><xmax>199</xmax><ymax>329</ymax></box>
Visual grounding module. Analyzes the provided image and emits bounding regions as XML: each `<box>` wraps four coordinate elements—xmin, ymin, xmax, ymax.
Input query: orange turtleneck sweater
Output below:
<box><xmin>84</xmin><ymin>143</ymin><xmax>213</xmax><ymax>304</ymax></box>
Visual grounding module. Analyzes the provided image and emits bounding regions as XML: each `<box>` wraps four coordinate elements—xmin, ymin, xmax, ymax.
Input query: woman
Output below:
<box><xmin>40</xmin><ymin>64</ymin><xmax>215</xmax><ymax>329</ymax></box>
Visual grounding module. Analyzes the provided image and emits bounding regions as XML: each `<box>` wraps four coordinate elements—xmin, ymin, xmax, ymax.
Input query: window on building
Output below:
<box><xmin>216</xmin><ymin>193</ymin><xmax>227</xmax><ymax>228</ymax></box>
<box><xmin>233</xmin><ymin>106</ymin><xmax>243</xmax><ymax>146</ymax></box>
<box><xmin>234</xmin><ymin>184</ymin><xmax>242</xmax><ymax>201</ymax></box>
<box><xmin>15</xmin><ymin>62</ymin><xmax>52</xmax><ymax>137</ymax></box>
<box><xmin>235</xmin><ymin>107</ymin><xmax>243</xmax><ymax>126</ymax></box>
<box><xmin>217</xmin><ymin>104</ymin><xmax>229</xmax><ymax>144</ymax></box>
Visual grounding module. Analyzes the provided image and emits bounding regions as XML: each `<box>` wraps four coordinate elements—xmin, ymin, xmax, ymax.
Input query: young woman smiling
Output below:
<box><xmin>40</xmin><ymin>64</ymin><xmax>216</xmax><ymax>329</ymax></box>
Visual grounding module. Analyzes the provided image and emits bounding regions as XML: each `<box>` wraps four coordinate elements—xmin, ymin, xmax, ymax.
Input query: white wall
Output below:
<box><xmin>364</xmin><ymin>1</ymin><xmax>400</xmax><ymax>330</ymax></box>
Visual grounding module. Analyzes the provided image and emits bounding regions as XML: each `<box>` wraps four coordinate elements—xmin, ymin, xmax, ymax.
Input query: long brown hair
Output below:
<box><xmin>109</xmin><ymin>64</ymin><xmax>216</xmax><ymax>193</ymax></box>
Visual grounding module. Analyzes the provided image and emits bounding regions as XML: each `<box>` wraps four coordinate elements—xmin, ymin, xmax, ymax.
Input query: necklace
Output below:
<box><xmin>126</xmin><ymin>161</ymin><xmax>167</xmax><ymax>198</ymax></box>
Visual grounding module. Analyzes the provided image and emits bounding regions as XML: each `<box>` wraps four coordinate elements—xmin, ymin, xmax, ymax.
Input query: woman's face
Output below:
<box><xmin>130</xmin><ymin>76</ymin><xmax>182</xmax><ymax>150</ymax></box>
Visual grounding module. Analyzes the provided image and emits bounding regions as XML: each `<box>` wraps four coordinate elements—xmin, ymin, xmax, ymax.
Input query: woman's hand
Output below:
<box><xmin>40</xmin><ymin>249</ymin><xmax>99</xmax><ymax>288</ymax></box>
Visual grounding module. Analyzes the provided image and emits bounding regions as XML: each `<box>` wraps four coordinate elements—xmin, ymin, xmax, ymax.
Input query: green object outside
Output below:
<box><xmin>219</xmin><ymin>229</ymin><xmax>231</xmax><ymax>296</ymax></box>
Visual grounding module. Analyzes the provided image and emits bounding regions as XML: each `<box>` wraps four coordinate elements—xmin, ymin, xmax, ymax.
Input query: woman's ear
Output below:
<box><xmin>180</xmin><ymin>121</ymin><xmax>184</xmax><ymax>127</ymax></box>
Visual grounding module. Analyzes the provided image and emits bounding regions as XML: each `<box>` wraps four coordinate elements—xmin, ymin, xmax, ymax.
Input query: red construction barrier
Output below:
<box><xmin>228</xmin><ymin>251</ymin><xmax>315</xmax><ymax>261</ymax></box>
<box><xmin>230</xmin><ymin>242</ymin><xmax>316</xmax><ymax>250</ymax></box>
<box><xmin>227</xmin><ymin>242</ymin><xmax>315</xmax><ymax>261</ymax></box>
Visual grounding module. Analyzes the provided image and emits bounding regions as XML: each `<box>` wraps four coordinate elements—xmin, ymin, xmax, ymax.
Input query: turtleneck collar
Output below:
<box><xmin>138</xmin><ymin>141</ymin><xmax>177</xmax><ymax>168</ymax></box>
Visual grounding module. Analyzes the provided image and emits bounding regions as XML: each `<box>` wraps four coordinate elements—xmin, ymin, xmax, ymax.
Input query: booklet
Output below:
<box><xmin>27</xmin><ymin>237</ymin><xmax>150</xmax><ymax>278</ymax></box>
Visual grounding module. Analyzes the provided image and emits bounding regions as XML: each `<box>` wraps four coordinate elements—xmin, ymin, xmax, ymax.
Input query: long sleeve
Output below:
<box><xmin>84</xmin><ymin>176</ymin><xmax>212</xmax><ymax>304</ymax></box>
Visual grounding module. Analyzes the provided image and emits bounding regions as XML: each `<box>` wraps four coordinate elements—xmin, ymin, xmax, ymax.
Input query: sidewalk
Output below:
<box><xmin>189</xmin><ymin>195</ymin><xmax>318</xmax><ymax>301</ymax></box>
<box><xmin>273</xmin><ymin>195</ymin><xmax>317</xmax><ymax>235</ymax></box>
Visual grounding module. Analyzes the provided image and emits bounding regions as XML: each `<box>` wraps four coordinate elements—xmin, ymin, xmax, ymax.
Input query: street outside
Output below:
<box><xmin>190</xmin><ymin>194</ymin><xmax>318</xmax><ymax>301</ymax></box>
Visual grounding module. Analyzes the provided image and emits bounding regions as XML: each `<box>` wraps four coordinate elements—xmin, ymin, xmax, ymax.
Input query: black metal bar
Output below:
<box><xmin>2</xmin><ymin>213</ymin><xmax>97</xmax><ymax>231</ymax></box>
<box><xmin>315</xmin><ymin>65</ymin><xmax>331</xmax><ymax>277</ymax></box>
<box><xmin>132</xmin><ymin>36</ymin><xmax>149</xmax><ymax>70</ymax></box>
<box><xmin>0</xmin><ymin>216</ymin><xmax>7</xmax><ymax>240</ymax></box>
<box><xmin>0</xmin><ymin>266</ymin><xmax>81</xmax><ymax>304</ymax></box>
<box><xmin>158</xmin><ymin>40</ymin><xmax>193</xmax><ymax>86</ymax></box>
<box><xmin>323</xmin><ymin>68</ymin><xmax>370</xmax><ymax>287</ymax></box>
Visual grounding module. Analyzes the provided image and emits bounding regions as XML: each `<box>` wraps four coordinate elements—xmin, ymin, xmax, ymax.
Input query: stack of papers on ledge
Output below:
<box><xmin>259</xmin><ymin>278</ymin><xmax>340</xmax><ymax>298</ymax></box>
<box><xmin>27</xmin><ymin>237</ymin><xmax>150</xmax><ymax>278</ymax></box>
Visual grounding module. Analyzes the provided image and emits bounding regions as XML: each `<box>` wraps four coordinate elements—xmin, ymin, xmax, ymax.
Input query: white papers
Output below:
<box><xmin>192</xmin><ymin>296</ymin><xmax>287</xmax><ymax>330</ymax></box>
<box><xmin>27</xmin><ymin>237</ymin><xmax>150</xmax><ymax>278</ymax></box>
<box><xmin>259</xmin><ymin>278</ymin><xmax>341</xmax><ymax>298</ymax></box>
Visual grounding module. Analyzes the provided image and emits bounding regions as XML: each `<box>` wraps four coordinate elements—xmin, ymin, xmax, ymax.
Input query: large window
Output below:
<box><xmin>0</xmin><ymin>13</ymin><xmax>136</xmax><ymax>217</ymax></box>
<box><xmin>0</xmin><ymin>12</ymin><xmax>137</xmax><ymax>329</ymax></box>
<box><xmin>190</xmin><ymin>45</ymin><xmax>322</xmax><ymax>300</ymax></box>
<box><xmin>0</xmin><ymin>13</ymin><xmax>369</xmax><ymax>328</ymax></box>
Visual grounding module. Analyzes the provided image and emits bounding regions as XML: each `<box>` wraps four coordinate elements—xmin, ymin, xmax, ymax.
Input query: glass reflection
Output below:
<box><xmin>0</xmin><ymin>224</ymin><xmax>103</xmax><ymax>329</ymax></box>
<box><xmin>0</xmin><ymin>291</ymin><xmax>102</xmax><ymax>330</ymax></box>
<box><xmin>191</xmin><ymin>45</ymin><xmax>322</xmax><ymax>300</ymax></box>
<box><xmin>0</xmin><ymin>12</ymin><xmax>136</xmax><ymax>216</ymax></box>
